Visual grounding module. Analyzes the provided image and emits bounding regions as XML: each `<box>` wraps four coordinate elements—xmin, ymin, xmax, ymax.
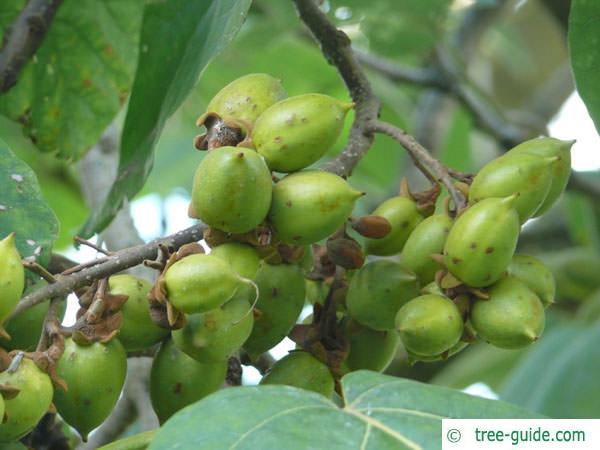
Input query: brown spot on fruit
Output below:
<box><xmin>469</xmin><ymin>242</ymin><xmax>477</xmax><ymax>249</ymax></box>
<box><xmin>452</xmin><ymin>257</ymin><xmax>462</xmax><ymax>264</ymax></box>
<box><xmin>485</xmin><ymin>247</ymin><xmax>494</xmax><ymax>254</ymax></box>
<box><xmin>173</xmin><ymin>382</ymin><xmax>183</xmax><ymax>394</ymax></box>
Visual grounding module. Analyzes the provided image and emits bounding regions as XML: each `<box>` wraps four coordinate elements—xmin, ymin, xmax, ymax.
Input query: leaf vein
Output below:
<box><xmin>355</xmin><ymin>407</ymin><xmax>445</xmax><ymax>420</ymax></box>
<box><xmin>344</xmin><ymin>406</ymin><xmax>423</xmax><ymax>450</ymax></box>
<box><xmin>228</xmin><ymin>405</ymin><xmax>332</xmax><ymax>450</ymax></box>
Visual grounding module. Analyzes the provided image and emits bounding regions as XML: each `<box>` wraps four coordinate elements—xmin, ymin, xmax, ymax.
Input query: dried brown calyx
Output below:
<box><xmin>289</xmin><ymin>276</ymin><xmax>350</xmax><ymax>392</ymax></box>
<box><xmin>194</xmin><ymin>113</ymin><xmax>248</xmax><ymax>150</ymax></box>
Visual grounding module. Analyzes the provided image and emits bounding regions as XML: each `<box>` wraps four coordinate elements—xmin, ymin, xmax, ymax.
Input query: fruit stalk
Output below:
<box><xmin>368</xmin><ymin>120</ymin><xmax>467</xmax><ymax>210</ymax></box>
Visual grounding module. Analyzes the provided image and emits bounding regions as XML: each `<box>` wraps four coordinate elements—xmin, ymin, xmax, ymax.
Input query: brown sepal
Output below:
<box><xmin>277</xmin><ymin>244</ymin><xmax>305</xmax><ymax>264</ymax></box>
<box><xmin>176</xmin><ymin>242</ymin><xmax>205</xmax><ymax>259</ymax></box>
<box><xmin>326</xmin><ymin>235</ymin><xmax>364</xmax><ymax>270</ymax></box>
<box><xmin>29</xmin><ymin>351</ymin><xmax>68</xmax><ymax>392</ymax></box>
<box><xmin>305</xmin><ymin>244</ymin><xmax>336</xmax><ymax>281</ymax></box>
<box><xmin>411</xmin><ymin>184</ymin><xmax>442</xmax><ymax>216</ymax></box>
<box><xmin>204</xmin><ymin>225</ymin><xmax>273</xmax><ymax>249</ymax></box>
<box><xmin>349</xmin><ymin>215</ymin><xmax>392</xmax><ymax>239</ymax></box>
<box><xmin>194</xmin><ymin>112</ymin><xmax>246</xmax><ymax>150</ymax></box>
<box><xmin>72</xmin><ymin>312</ymin><xmax>123</xmax><ymax>345</ymax></box>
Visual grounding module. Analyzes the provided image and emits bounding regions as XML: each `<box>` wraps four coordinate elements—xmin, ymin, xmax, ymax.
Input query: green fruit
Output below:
<box><xmin>444</xmin><ymin>197</ymin><xmax>520</xmax><ymax>287</ymax></box>
<box><xmin>164</xmin><ymin>254</ymin><xmax>243</xmax><ymax>314</ymax></box>
<box><xmin>0</xmin><ymin>233</ymin><xmax>24</xmax><ymax>324</ymax></box>
<box><xmin>173</xmin><ymin>296</ymin><xmax>253</xmax><ymax>363</ymax></box>
<box><xmin>0</xmin><ymin>358</ymin><xmax>53</xmax><ymax>442</ymax></box>
<box><xmin>211</xmin><ymin>242</ymin><xmax>260</xmax><ymax>280</ymax></box>
<box><xmin>395</xmin><ymin>294</ymin><xmax>464</xmax><ymax>357</ymax></box>
<box><xmin>206</xmin><ymin>73</ymin><xmax>286</xmax><ymax>125</ymax></box>
<box><xmin>507</xmin><ymin>254</ymin><xmax>555</xmax><ymax>307</ymax></box>
<box><xmin>508</xmin><ymin>137</ymin><xmax>573</xmax><ymax>216</ymax></box>
<box><xmin>150</xmin><ymin>339</ymin><xmax>226</xmax><ymax>423</ymax></box>
<box><xmin>269</xmin><ymin>171</ymin><xmax>362</xmax><ymax>245</ymax></box>
<box><xmin>420</xmin><ymin>281</ymin><xmax>444</xmax><ymax>296</ymax></box>
<box><xmin>54</xmin><ymin>338</ymin><xmax>127</xmax><ymax>439</ymax></box>
<box><xmin>471</xmin><ymin>277</ymin><xmax>545</xmax><ymax>349</ymax></box>
<box><xmin>252</xmin><ymin>94</ymin><xmax>353</xmax><ymax>172</ymax></box>
<box><xmin>402</xmin><ymin>213</ymin><xmax>453</xmax><ymax>284</ymax></box>
<box><xmin>0</xmin><ymin>281</ymin><xmax>66</xmax><ymax>352</ymax></box>
<box><xmin>345</xmin><ymin>322</ymin><xmax>399</xmax><ymax>372</ymax></box>
<box><xmin>365</xmin><ymin>196</ymin><xmax>424</xmax><ymax>256</ymax></box>
<box><xmin>346</xmin><ymin>260</ymin><xmax>420</xmax><ymax>331</ymax></box>
<box><xmin>468</xmin><ymin>153</ymin><xmax>554</xmax><ymax>223</ymax></box>
<box><xmin>244</xmin><ymin>263</ymin><xmax>305</xmax><ymax>356</ymax></box>
<box><xmin>108</xmin><ymin>275</ymin><xmax>169</xmax><ymax>352</ymax></box>
<box><xmin>260</xmin><ymin>351</ymin><xmax>334</xmax><ymax>397</ymax></box>
<box><xmin>191</xmin><ymin>147</ymin><xmax>272</xmax><ymax>234</ymax></box>
<box><xmin>405</xmin><ymin>340</ymin><xmax>469</xmax><ymax>363</ymax></box>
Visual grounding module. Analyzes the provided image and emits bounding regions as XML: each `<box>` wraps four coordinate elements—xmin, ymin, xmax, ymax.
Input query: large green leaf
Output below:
<box><xmin>500</xmin><ymin>324</ymin><xmax>600</xmax><ymax>418</ymax></box>
<box><xmin>0</xmin><ymin>142</ymin><xmax>58</xmax><ymax>262</ymax></box>
<box><xmin>81</xmin><ymin>0</ymin><xmax>253</xmax><ymax>237</ymax></box>
<box><xmin>569</xmin><ymin>0</ymin><xmax>600</xmax><ymax>134</ymax></box>
<box><xmin>0</xmin><ymin>0</ymin><xmax>143</xmax><ymax>159</ymax></box>
<box><xmin>0</xmin><ymin>116</ymin><xmax>86</xmax><ymax>249</ymax></box>
<box><xmin>149</xmin><ymin>371</ymin><xmax>539</xmax><ymax>450</ymax></box>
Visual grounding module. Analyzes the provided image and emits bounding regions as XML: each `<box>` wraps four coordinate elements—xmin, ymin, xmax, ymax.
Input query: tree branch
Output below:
<box><xmin>355</xmin><ymin>47</ymin><xmax>531</xmax><ymax>147</ymax></box>
<box><xmin>357</xmin><ymin>45</ymin><xmax>600</xmax><ymax>199</ymax></box>
<box><xmin>11</xmin><ymin>223</ymin><xmax>206</xmax><ymax>317</ymax></box>
<box><xmin>293</xmin><ymin>0</ymin><xmax>467</xmax><ymax>207</ymax></box>
<box><xmin>0</xmin><ymin>0</ymin><xmax>63</xmax><ymax>93</ymax></box>
<box><xmin>369</xmin><ymin>120</ymin><xmax>466</xmax><ymax>210</ymax></box>
<box><xmin>292</xmin><ymin>0</ymin><xmax>380</xmax><ymax>177</ymax></box>
<box><xmin>354</xmin><ymin>48</ymin><xmax>448</xmax><ymax>90</ymax></box>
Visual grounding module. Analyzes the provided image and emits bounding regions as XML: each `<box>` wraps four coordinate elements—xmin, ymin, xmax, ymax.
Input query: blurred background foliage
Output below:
<box><xmin>2</xmin><ymin>0</ymin><xmax>600</xmax><ymax>421</ymax></box>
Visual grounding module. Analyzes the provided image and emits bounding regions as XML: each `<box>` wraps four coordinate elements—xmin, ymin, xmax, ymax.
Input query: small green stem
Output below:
<box><xmin>96</xmin><ymin>430</ymin><xmax>157</xmax><ymax>450</ymax></box>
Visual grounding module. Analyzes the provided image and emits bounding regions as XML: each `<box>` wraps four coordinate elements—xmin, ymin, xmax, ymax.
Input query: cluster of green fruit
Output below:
<box><xmin>0</xmin><ymin>234</ymin><xmax>136</xmax><ymax>443</ymax></box>
<box><xmin>0</xmin><ymin>71</ymin><xmax>573</xmax><ymax>444</ymax></box>
<box><xmin>348</xmin><ymin>137</ymin><xmax>570</xmax><ymax>363</ymax></box>
<box><xmin>190</xmin><ymin>73</ymin><xmax>360</xmax><ymax>244</ymax></box>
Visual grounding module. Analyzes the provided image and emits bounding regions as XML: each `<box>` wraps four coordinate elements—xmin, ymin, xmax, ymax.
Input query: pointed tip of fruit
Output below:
<box><xmin>523</xmin><ymin>328</ymin><xmax>540</xmax><ymax>342</ymax></box>
<box><xmin>561</xmin><ymin>138</ymin><xmax>576</xmax><ymax>150</ymax></box>
<box><xmin>1</xmin><ymin>232</ymin><xmax>16</xmax><ymax>245</ymax></box>
<box><xmin>341</xmin><ymin>101</ymin><xmax>355</xmax><ymax>112</ymax></box>
<box><xmin>501</xmin><ymin>193</ymin><xmax>519</xmax><ymax>207</ymax></box>
<box><xmin>349</xmin><ymin>189</ymin><xmax>366</xmax><ymax>199</ymax></box>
